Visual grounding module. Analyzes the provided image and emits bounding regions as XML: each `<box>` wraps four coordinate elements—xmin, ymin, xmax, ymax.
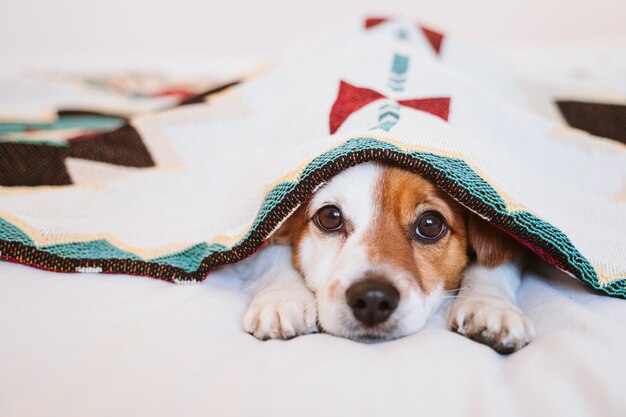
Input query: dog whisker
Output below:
<box><xmin>442</xmin><ymin>286</ymin><xmax>469</xmax><ymax>294</ymax></box>
<box><xmin>241</xmin><ymin>162</ymin><xmax>530</xmax><ymax>352</ymax></box>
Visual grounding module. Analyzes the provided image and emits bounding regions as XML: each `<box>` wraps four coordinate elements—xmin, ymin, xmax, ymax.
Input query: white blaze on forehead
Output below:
<box><xmin>308</xmin><ymin>162</ymin><xmax>383</xmax><ymax>239</ymax></box>
<box><xmin>296</xmin><ymin>162</ymin><xmax>445</xmax><ymax>339</ymax></box>
<box><xmin>300</xmin><ymin>162</ymin><xmax>383</xmax><ymax>294</ymax></box>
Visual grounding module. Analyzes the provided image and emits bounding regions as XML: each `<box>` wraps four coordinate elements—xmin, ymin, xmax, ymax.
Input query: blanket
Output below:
<box><xmin>0</xmin><ymin>18</ymin><xmax>625</xmax><ymax>297</ymax></box>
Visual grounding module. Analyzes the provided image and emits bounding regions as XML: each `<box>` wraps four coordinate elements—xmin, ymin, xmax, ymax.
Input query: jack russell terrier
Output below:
<box><xmin>239</xmin><ymin>162</ymin><xmax>534</xmax><ymax>353</ymax></box>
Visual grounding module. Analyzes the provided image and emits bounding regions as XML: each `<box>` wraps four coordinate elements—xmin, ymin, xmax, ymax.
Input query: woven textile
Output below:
<box><xmin>0</xmin><ymin>19</ymin><xmax>624</xmax><ymax>296</ymax></box>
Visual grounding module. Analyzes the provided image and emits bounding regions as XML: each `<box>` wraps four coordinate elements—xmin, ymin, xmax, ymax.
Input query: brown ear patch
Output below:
<box><xmin>468</xmin><ymin>213</ymin><xmax>517</xmax><ymax>267</ymax></box>
<box><xmin>267</xmin><ymin>205</ymin><xmax>307</xmax><ymax>245</ymax></box>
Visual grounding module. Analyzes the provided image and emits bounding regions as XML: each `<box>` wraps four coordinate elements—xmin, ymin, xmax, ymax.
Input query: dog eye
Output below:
<box><xmin>314</xmin><ymin>205</ymin><xmax>343</xmax><ymax>232</ymax></box>
<box><xmin>413</xmin><ymin>211</ymin><xmax>447</xmax><ymax>242</ymax></box>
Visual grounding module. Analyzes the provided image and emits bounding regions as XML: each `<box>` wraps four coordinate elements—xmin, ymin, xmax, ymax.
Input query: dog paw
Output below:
<box><xmin>449</xmin><ymin>296</ymin><xmax>534</xmax><ymax>354</ymax></box>
<box><xmin>243</xmin><ymin>287</ymin><xmax>318</xmax><ymax>340</ymax></box>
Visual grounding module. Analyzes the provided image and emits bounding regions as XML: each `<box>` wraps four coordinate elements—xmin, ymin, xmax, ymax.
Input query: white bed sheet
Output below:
<box><xmin>2</xmin><ymin>15</ymin><xmax>625</xmax><ymax>415</ymax></box>
<box><xmin>1</xmin><ymin>259</ymin><xmax>625</xmax><ymax>417</ymax></box>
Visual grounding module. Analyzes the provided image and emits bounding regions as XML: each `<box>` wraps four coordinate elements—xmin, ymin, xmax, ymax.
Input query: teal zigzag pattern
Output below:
<box><xmin>0</xmin><ymin>137</ymin><xmax>623</xmax><ymax>297</ymax></box>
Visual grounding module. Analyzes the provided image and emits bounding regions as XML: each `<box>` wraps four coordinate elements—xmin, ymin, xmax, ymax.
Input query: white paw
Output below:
<box><xmin>243</xmin><ymin>287</ymin><xmax>318</xmax><ymax>340</ymax></box>
<box><xmin>449</xmin><ymin>296</ymin><xmax>534</xmax><ymax>354</ymax></box>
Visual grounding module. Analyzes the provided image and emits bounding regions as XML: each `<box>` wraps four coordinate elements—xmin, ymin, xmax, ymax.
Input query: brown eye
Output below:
<box><xmin>314</xmin><ymin>205</ymin><xmax>343</xmax><ymax>232</ymax></box>
<box><xmin>414</xmin><ymin>211</ymin><xmax>447</xmax><ymax>242</ymax></box>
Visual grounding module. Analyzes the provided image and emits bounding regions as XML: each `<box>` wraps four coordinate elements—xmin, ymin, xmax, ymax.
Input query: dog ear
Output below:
<box><xmin>467</xmin><ymin>213</ymin><xmax>517</xmax><ymax>267</ymax></box>
<box><xmin>267</xmin><ymin>205</ymin><xmax>306</xmax><ymax>245</ymax></box>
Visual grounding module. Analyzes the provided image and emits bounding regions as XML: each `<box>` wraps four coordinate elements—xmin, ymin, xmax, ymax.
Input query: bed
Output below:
<box><xmin>2</xmin><ymin>258</ymin><xmax>626</xmax><ymax>416</ymax></box>
<box><xmin>1</xmin><ymin>13</ymin><xmax>625</xmax><ymax>417</ymax></box>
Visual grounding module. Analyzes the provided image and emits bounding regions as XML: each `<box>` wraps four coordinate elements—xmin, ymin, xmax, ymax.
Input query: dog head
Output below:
<box><xmin>272</xmin><ymin>162</ymin><xmax>515</xmax><ymax>341</ymax></box>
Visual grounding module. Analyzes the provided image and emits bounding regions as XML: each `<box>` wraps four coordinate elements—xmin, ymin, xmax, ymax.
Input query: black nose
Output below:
<box><xmin>346</xmin><ymin>280</ymin><xmax>400</xmax><ymax>326</ymax></box>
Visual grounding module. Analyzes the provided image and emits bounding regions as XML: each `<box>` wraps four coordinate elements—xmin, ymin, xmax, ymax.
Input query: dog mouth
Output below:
<box><xmin>320</xmin><ymin>327</ymin><xmax>396</xmax><ymax>343</ymax></box>
<box><xmin>351</xmin><ymin>333</ymin><xmax>396</xmax><ymax>343</ymax></box>
<box><xmin>315</xmin><ymin>299</ymin><xmax>411</xmax><ymax>342</ymax></box>
<box><xmin>318</xmin><ymin>318</ymin><xmax>402</xmax><ymax>343</ymax></box>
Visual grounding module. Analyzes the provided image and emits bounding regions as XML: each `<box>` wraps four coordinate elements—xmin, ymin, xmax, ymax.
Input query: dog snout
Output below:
<box><xmin>346</xmin><ymin>279</ymin><xmax>400</xmax><ymax>326</ymax></box>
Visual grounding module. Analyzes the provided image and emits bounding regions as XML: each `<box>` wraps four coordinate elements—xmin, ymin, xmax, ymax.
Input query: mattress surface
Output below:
<box><xmin>1</xmin><ymin>260</ymin><xmax>625</xmax><ymax>417</ymax></box>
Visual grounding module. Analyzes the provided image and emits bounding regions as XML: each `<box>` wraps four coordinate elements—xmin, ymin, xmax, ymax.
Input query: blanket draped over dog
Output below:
<box><xmin>1</xmin><ymin>19</ymin><xmax>625</xmax><ymax>297</ymax></box>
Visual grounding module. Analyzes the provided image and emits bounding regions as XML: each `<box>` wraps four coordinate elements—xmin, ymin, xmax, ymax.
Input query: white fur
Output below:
<box><xmin>241</xmin><ymin>245</ymin><xmax>317</xmax><ymax>339</ymax></box>
<box><xmin>241</xmin><ymin>162</ymin><xmax>530</xmax><ymax>350</ymax></box>
<box><xmin>298</xmin><ymin>163</ymin><xmax>385</xmax><ymax>339</ymax></box>
<box><xmin>449</xmin><ymin>256</ymin><xmax>534</xmax><ymax>352</ymax></box>
<box><xmin>242</xmin><ymin>162</ymin><xmax>443</xmax><ymax>341</ymax></box>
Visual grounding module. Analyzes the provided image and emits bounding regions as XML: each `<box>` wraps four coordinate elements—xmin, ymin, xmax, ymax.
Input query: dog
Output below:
<box><xmin>239</xmin><ymin>162</ymin><xmax>534</xmax><ymax>353</ymax></box>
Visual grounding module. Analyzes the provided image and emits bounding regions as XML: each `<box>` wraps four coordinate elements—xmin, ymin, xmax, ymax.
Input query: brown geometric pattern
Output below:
<box><xmin>556</xmin><ymin>101</ymin><xmax>626</xmax><ymax>145</ymax></box>
<box><xmin>67</xmin><ymin>125</ymin><xmax>155</xmax><ymax>167</ymax></box>
<box><xmin>0</xmin><ymin>142</ymin><xmax>72</xmax><ymax>186</ymax></box>
<box><xmin>0</xmin><ymin>80</ymin><xmax>245</xmax><ymax>188</ymax></box>
<box><xmin>0</xmin><ymin>124</ymin><xmax>155</xmax><ymax>187</ymax></box>
<box><xmin>180</xmin><ymin>81</ymin><xmax>240</xmax><ymax>106</ymax></box>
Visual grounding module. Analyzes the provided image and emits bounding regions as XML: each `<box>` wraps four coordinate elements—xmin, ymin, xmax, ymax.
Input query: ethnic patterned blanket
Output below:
<box><xmin>1</xmin><ymin>19</ymin><xmax>625</xmax><ymax>297</ymax></box>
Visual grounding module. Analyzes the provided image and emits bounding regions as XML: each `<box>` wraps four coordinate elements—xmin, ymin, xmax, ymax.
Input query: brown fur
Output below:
<box><xmin>467</xmin><ymin>214</ymin><xmax>517</xmax><ymax>267</ymax></box>
<box><xmin>267</xmin><ymin>206</ymin><xmax>308</xmax><ymax>272</ymax></box>
<box><xmin>366</xmin><ymin>166</ymin><xmax>469</xmax><ymax>293</ymax></box>
<box><xmin>267</xmin><ymin>209</ymin><xmax>304</xmax><ymax>246</ymax></box>
<box><xmin>270</xmin><ymin>164</ymin><xmax>518</xmax><ymax>295</ymax></box>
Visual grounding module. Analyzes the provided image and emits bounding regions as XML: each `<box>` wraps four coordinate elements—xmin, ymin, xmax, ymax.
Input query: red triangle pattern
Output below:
<box><xmin>364</xmin><ymin>17</ymin><xmax>389</xmax><ymax>29</ymax></box>
<box><xmin>329</xmin><ymin>81</ymin><xmax>386</xmax><ymax>134</ymax></box>
<box><xmin>329</xmin><ymin>81</ymin><xmax>451</xmax><ymax>134</ymax></box>
<box><xmin>363</xmin><ymin>17</ymin><xmax>445</xmax><ymax>55</ymax></box>
<box><xmin>418</xmin><ymin>25</ymin><xmax>444</xmax><ymax>55</ymax></box>
<box><xmin>398</xmin><ymin>97</ymin><xmax>450</xmax><ymax>121</ymax></box>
